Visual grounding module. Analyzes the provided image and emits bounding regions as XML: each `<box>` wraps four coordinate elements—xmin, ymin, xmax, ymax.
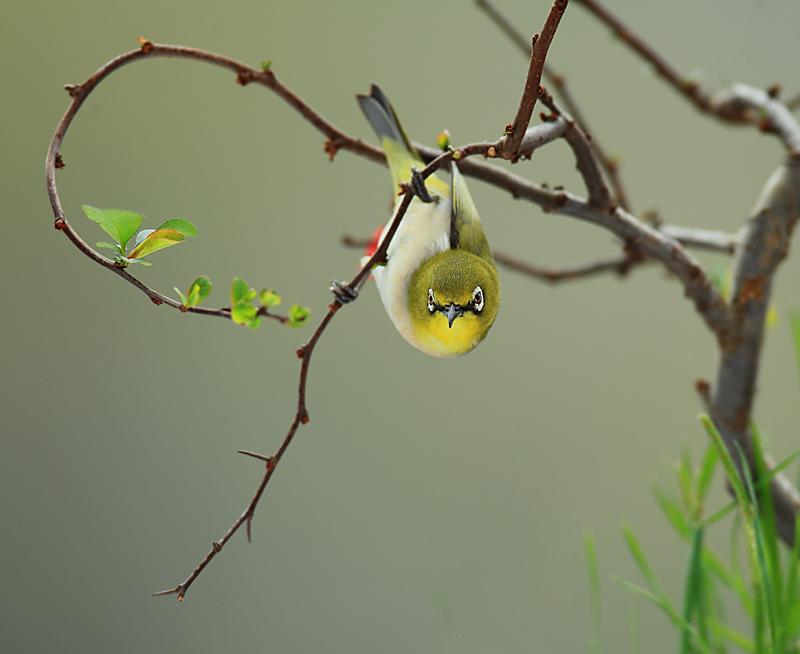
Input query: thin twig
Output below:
<box><xmin>494</xmin><ymin>0</ymin><xmax>570</xmax><ymax>159</ymax></box>
<box><xmin>151</xmin><ymin>153</ymin><xmax>450</xmax><ymax>600</ymax></box>
<box><xmin>537</xmin><ymin>88</ymin><xmax>615</xmax><ymax>211</ymax></box>
<box><xmin>475</xmin><ymin>0</ymin><xmax>631</xmax><ymax>211</ymax></box>
<box><xmin>493</xmin><ymin>250</ymin><xmax>648</xmax><ymax>282</ymax></box>
<box><xmin>573</xmin><ymin>0</ymin><xmax>712</xmax><ymax>113</ymax></box>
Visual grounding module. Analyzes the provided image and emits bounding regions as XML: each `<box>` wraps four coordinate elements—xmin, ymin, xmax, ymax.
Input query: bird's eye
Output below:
<box><xmin>428</xmin><ymin>288</ymin><xmax>436</xmax><ymax>313</ymax></box>
<box><xmin>472</xmin><ymin>286</ymin><xmax>484</xmax><ymax>312</ymax></box>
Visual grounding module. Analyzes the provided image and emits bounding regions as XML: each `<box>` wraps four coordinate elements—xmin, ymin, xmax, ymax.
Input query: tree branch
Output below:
<box><xmin>493</xmin><ymin>0</ymin><xmax>570</xmax><ymax>160</ymax></box>
<box><xmin>709</xmin><ymin>155</ymin><xmax>800</xmax><ymax>545</ymax></box>
<box><xmin>476</xmin><ymin>0</ymin><xmax>631</xmax><ymax>211</ymax></box>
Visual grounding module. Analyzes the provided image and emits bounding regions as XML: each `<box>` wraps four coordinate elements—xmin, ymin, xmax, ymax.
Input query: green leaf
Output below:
<box><xmin>231</xmin><ymin>278</ymin><xmax>252</xmax><ymax>304</ymax></box>
<box><xmin>231</xmin><ymin>303</ymin><xmax>260</xmax><ymax>329</ymax></box>
<box><xmin>96</xmin><ymin>241</ymin><xmax>125</xmax><ymax>256</ymax></box>
<box><xmin>127</xmin><ymin>228</ymin><xmax>185</xmax><ymax>259</ymax></box>
<box><xmin>287</xmin><ymin>304</ymin><xmax>311</xmax><ymax>328</ymax></box>
<box><xmin>156</xmin><ymin>218</ymin><xmax>197</xmax><ymax>238</ymax></box>
<box><xmin>174</xmin><ymin>288</ymin><xmax>189</xmax><ymax>307</ymax></box>
<box><xmin>131</xmin><ymin>229</ymin><xmax>155</xmax><ymax>250</ymax></box>
<box><xmin>186</xmin><ymin>276</ymin><xmax>212</xmax><ymax>307</ymax></box>
<box><xmin>82</xmin><ymin>205</ymin><xmax>143</xmax><ymax>250</ymax></box>
<box><xmin>259</xmin><ymin>288</ymin><xmax>282</xmax><ymax>308</ymax></box>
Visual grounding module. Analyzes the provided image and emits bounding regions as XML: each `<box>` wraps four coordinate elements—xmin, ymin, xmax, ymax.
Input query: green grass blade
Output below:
<box><xmin>614</xmin><ymin>578</ymin><xmax>712</xmax><ymax>654</ymax></box>
<box><xmin>681</xmin><ymin>528</ymin><xmax>706</xmax><ymax>654</ymax></box>
<box><xmin>711</xmin><ymin>621</ymin><xmax>755</xmax><ymax>652</ymax></box>
<box><xmin>781</xmin><ymin>518</ymin><xmax>800</xmax><ymax>649</ymax></box>
<box><xmin>789</xmin><ymin>310</ymin><xmax>800</xmax><ymax>387</ymax></box>
<box><xmin>621</xmin><ymin>522</ymin><xmax>673</xmax><ymax>607</ymax></box>
<box><xmin>696</xmin><ymin>444</ymin><xmax>719</xmax><ymax>504</ymax></box>
<box><xmin>585</xmin><ymin>531</ymin><xmax>601</xmax><ymax>654</ymax></box>
<box><xmin>652</xmin><ymin>480</ymin><xmax>690</xmax><ymax>539</ymax></box>
<box><xmin>738</xmin><ymin>442</ymin><xmax>778</xmax><ymax>650</ymax></box>
<box><xmin>729</xmin><ymin>514</ymin><xmax>756</xmax><ymax>617</ymax></box>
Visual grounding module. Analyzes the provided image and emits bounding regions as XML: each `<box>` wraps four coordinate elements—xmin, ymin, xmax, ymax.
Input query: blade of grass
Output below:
<box><xmin>680</xmin><ymin>528</ymin><xmax>706</xmax><ymax>654</ymax></box>
<box><xmin>585</xmin><ymin>531</ymin><xmax>601</xmax><ymax>654</ymax></box>
<box><xmin>614</xmin><ymin>578</ymin><xmax>712</xmax><ymax>654</ymax></box>
<box><xmin>738</xmin><ymin>442</ymin><xmax>778</xmax><ymax>650</ymax></box>
<box><xmin>781</xmin><ymin>518</ymin><xmax>800</xmax><ymax>647</ymax></box>
<box><xmin>696</xmin><ymin>444</ymin><xmax>719</xmax><ymax>504</ymax></box>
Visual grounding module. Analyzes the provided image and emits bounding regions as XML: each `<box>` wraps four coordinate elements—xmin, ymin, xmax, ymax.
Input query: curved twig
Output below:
<box><xmin>476</xmin><ymin>0</ymin><xmax>631</xmax><ymax>211</ymax></box>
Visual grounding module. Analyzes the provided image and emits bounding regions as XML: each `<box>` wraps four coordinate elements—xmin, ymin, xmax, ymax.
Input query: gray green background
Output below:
<box><xmin>3</xmin><ymin>1</ymin><xmax>800</xmax><ymax>652</ymax></box>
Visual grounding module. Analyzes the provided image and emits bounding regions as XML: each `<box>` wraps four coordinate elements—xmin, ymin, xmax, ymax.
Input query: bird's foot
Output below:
<box><xmin>409</xmin><ymin>166</ymin><xmax>437</xmax><ymax>203</ymax></box>
<box><xmin>330</xmin><ymin>280</ymin><xmax>359</xmax><ymax>304</ymax></box>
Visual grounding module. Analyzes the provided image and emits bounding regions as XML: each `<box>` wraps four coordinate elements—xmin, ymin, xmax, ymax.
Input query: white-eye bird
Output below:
<box><xmin>357</xmin><ymin>85</ymin><xmax>500</xmax><ymax>357</ymax></box>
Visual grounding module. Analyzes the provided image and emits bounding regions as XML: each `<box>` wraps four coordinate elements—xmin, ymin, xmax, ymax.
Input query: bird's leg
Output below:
<box><xmin>330</xmin><ymin>279</ymin><xmax>360</xmax><ymax>304</ymax></box>
<box><xmin>409</xmin><ymin>166</ymin><xmax>438</xmax><ymax>203</ymax></box>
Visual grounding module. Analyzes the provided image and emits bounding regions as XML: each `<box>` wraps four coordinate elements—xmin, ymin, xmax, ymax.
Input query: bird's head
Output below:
<box><xmin>407</xmin><ymin>250</ymin><xmax>500</xmax><ymax>357</ymax></box>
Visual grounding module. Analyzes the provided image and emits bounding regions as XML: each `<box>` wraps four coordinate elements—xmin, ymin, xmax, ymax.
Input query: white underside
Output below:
<box><xmin>371</xmin><ymin>196</ymin><xmax>451</xmax><ymax>351</ymax></box>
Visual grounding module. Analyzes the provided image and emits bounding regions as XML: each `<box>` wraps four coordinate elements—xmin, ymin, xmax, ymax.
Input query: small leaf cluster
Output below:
<box><xmin>82</xmin><ymin>205</ymin><xmax>196</xmax><ymax>267</ymax></box>
<box><xmin>230</xmin><ymin>278</ymin><xmax>311</xmax><ymax>330</ymax></box>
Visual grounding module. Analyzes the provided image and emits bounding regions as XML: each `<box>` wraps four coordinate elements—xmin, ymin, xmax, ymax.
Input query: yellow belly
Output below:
<box><xmin>413</xmin><ymin>312</ymin><xmax>483</xmax><ymax>357</ymax></box>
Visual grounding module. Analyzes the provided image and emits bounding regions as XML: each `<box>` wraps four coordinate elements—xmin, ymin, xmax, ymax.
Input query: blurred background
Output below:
<box><xmin>3</xmin><ymin>0</ymin><xmax>800</xmax><ymax>652</ymax></box>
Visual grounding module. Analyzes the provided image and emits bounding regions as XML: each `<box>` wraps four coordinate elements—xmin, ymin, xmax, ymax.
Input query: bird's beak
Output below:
<box><xmin>444</xmin><ymin>304</ymin><xmax>464</xmax><ymax>328</ymax></box>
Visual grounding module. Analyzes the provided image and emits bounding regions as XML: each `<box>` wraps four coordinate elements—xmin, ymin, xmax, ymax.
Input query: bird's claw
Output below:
<box><xmin>330</xmin><ymin>280</ymin><xmax>359</xmax><ymax>304</ymax></box>
<box><xmin>409</xmin><ymin>166</ymin><xmax>437</xmax><ymax>203</ymax></box>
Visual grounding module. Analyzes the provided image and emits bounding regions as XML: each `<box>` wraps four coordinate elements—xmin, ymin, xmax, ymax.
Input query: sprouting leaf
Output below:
<box><xmin>96</xmin><ymin>241</ymin><xmax>125</xmax><ymax>256</ymax></box>
<box><xmin>231</xmin><ymin>278</ymin><xmax>256</xmax><ymax>304</ymax></box>
<box><xmin>82</xmin><ymin>205</ymin><xmax>144</xmax><ymax>250</ymax></box>
<box><xmin>261</xmin><ymin>59</ymin><xmax>272</xmax><ymax>71</ymax></box>
<box><xmin>259</xmin><ymin>288</ymin><xmax>282</xmax><ymax>308</ymax></box>
<box><xmin>155</xmin><ymin>218</ymin><xmax>197</xmax><ymax>239</ymax></box>
<box><xmin>287</xmin><ymin>304</ymin><xmax>311</xmax><ymax>328</ymax></box>
<box><xmin>231</xmin><ymin>303</ymin><xmax>260</xmax><ymax>329</ymax></box>
<box><xmin>437</xmin><ymin>130</ymin><xmax>451</xmax><ymax>150</ymax></box>
<box><xmin>176</xmin><ymin>276</ymin><xmax>212</xmax><ymax>308</ymax></box>
<box><xmin>127</xmin><ymin>228</ymin><xmax>185</xmax><ymax>259</ymax></box>
<box><xmin>187</xmin><ymin>276</ymin><xmax>212</xmax><ymax>306</ymax></box>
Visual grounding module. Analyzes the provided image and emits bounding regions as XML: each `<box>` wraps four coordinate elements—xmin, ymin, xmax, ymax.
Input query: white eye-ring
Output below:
<box><xmin>472</xmin><ymin>286</ymin><xmax>484</xmax><ymax>312</ymax></box>
<box><xmin>428</xmin><ymin>288</ymin><xmax>436</xmax><ymax>313</ymax></box>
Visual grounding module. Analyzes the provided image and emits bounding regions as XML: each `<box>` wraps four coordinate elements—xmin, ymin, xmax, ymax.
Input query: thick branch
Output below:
<box><xmin>709</xmin><ymin>155</ymin><xmax>800</xmax><ymax>545</ymax></box>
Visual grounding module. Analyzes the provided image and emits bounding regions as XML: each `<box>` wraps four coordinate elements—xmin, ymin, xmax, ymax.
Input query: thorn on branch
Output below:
<box><xmin>212</xmin><ymin>541</ymin><xmax>222</xmax><ymax>553</ymax></box>
<box><xmin>296</xmin><ymin>345</ymin><xmax>307</xmax><ymax>358</ymax></box>
<box><xmin>64</xmin><ymin>84</ymin><xmax>80</xmax><ymax>97</ymax></box>
<box><xmin>237</xmin><ymin>450</ymin><xmax>276</xmax><ymax>467</ymax></box>
<box><xmin>236</xmin><ymin>71</ymin><xmax>253</xmax><ymax>86</ymax></box>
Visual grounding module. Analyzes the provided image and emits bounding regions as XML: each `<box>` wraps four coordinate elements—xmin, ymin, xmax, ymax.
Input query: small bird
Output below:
<box><xmin>357</xmin><ymin>85</ymin><xmax>500</xmax><ymax>357</ymax></box>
